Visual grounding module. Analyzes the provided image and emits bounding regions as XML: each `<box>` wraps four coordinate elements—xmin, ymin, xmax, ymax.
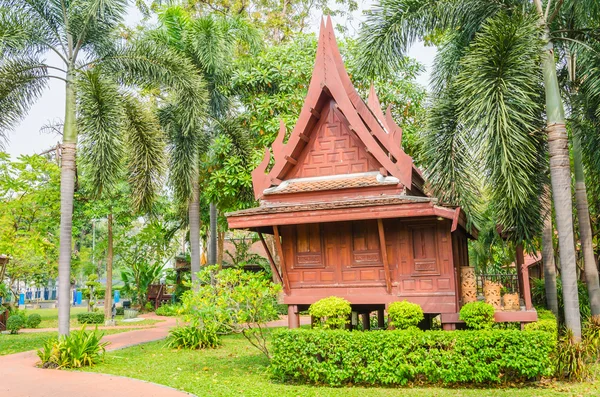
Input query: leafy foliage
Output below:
<box><xmin>271</xmin><ymin>329</ymin><xmax>556</xmax><ymax>386</ymax></box>
<box><xmin>166</xmin><ymin>323</ymin><xmax>221</xmax><ymax>350</ymax></box>
<box><xmin>77</xmin><ymin>312</ymin><xmax>105</xmax><ymax>325</ymax></box>
<box><xmin>181</xmin><ymin>266</ymin><xmax>281</xmax><ymax>357</ymax></box>
<box><xmin>6</xmin><ymin>314</ymin><xmax>23</xmax><ymax>334</ymax></box>
<box><xmin>308</xmin><ymin>296</ymin><xmax>351</xmax><ymax>330</ymax></box>
<box><xmin>26</xmin><ymin>313</ymin><xmax>42</xmax><ymax>329</ymax></box>
<box><xmin>155</xmin><ymin>304</ymin><xmax>182</xmax><ymax>317</ymax></box>
<box><xmin>0</xmin><ymin>155</ymin><xmax>60</xmax><ymax>293</ymax></box>
<box><xmin>524</xmin><ymin>309</ymin><xmax>558</xmax><ymax>337</ymax></box>
<box><xmin>532</xmin><ymin>278</ymin><xmax>592</xmax><ymax>322</ymax></box>
<box><xmin>459</xmin><ymin>301</ymin><xmax>495</xmax><ymax>330</ymax></box>
<box><xmin>37</xmin><ymin>327</ymin><xmax>109</xmax><ymax>369</ymax></box>
<box><xmin>387</xmin><ymin>300</ymin><xmax>424</xmax><ymax>330</ymax></box>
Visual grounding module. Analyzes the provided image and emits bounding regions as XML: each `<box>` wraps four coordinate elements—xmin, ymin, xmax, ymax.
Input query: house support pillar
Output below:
<box><xmin>288</xmin><ymin>305</ymin><xmax>300</xmax><ymax>329</ymax></box>
<box><xmin>377</xmin><ymin>308</ymin><xmax>385</xmax><ymax>329</ymax></box>
<box><xmin>361</xmin><ymin>313</ymin><xmax>370</xmax><ymax>330</ymax></box>
<box><xmin>442</xmin><ymin>323</ymin><xmax>456</xmax><ymax>331</ymax></box>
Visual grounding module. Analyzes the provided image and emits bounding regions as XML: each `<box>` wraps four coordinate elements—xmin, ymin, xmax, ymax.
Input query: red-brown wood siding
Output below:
<box><xmin>281</xmin><ymin>218</ymin><xmax>459</xmax><ymax>313</ymax></box>
<box><xmin>286</xmin><ymin>100</ymin><xmax>382</xmax><ymax>179</ymax></box>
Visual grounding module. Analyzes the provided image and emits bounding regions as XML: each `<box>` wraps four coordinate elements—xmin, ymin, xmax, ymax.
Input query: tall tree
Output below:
<box><xmin>358</xmin><ymin>0</ymin><xmax>596</xmax><ymax>338</ymax></box>
<box><xmin>153</xmin><ymin>6</ymin><xmax>259</xmax><ymax>276</ymax></box>
<box><xmin>0</xmin><ymin>0</ymin><xmax>205</xmax><ymax>335</ymax></box>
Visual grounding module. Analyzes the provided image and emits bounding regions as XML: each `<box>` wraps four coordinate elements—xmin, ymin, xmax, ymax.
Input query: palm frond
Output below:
<box><xmin>455</xmin><ymin>12</ymin><xmax>546</xmax><ymax>242</ymax></box>
<box><xmin>421</xmin><ymin>90</ymin><xmax>482</xmax><ymax>226</ymax></box>
<box><xmin>160</xmin><ymin>104</ymin><xmax>201</xmax><ymax>207</ymax></box>
<box><xmin>122</xmin><ymin>95</ymin><xmax>166</xmax><ymax>213</ymax></box>
<box><xmin>0</xmin><ymin>56</ymin><xmax>49</xmax><ymax>142</ymax></box>
<box><xmin>357</xmin><ymin>0</ymin><xmax>436</xmax><ymax>78</ymax></box>
<box><xmin>76</xmin><ymin>69</ymin><xmax>124</xmax><ymax>197</ymax></box>
<box><xmin>99</xmin><ymin>39</ymin><xmax>207</xmax><ymax>136</ymax></box>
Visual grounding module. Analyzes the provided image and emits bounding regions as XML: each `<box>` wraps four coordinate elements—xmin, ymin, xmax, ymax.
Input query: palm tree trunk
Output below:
<box><xmin>539</xmin><ymin>37</ymin><xmax>582</xmax><ymax>339</ymax></box>
<box><xmin>209</xmin><ymin>202</ymin><xmax>217</xmax><ymax>265</ymax></box>
<box><xmin>103</xmin><ymin>212</ymin><xmax>113</xmax><ymax>322</ymax></box>
<box><xmin>58</xmin><ymin>74</ymin><xmax>78</xmax><ymax>336</ymax></box>
<box><xmin>573</xmin><ymin>133</ymin><xmax>600</xmax><ymax>316</ymax></box>
<box><xmin>217</xmin><ymin>230</ymin><xmax>225</xmax><ymax>265</ymax></box>
<box><xmin>541</xmin><ymin>190</ymin><xmax>559</xmax><ymax>317</ymax></box>
<box><xmin>189</xmin><ymin>177</ymin><xmax>201</xmax><ymax>284</ymax></box>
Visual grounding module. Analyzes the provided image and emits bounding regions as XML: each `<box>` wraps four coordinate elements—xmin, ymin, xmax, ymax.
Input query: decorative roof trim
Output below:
<box><xmin>250</xmin><ymin>16</ymin><xmax>415</xmax><ymax>200</ymax></box>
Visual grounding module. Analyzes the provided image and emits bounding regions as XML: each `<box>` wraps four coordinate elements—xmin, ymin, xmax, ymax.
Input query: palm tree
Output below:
<box><xmin>358</xmin><ymin>0</ymin><xmax>600</xmax><ymax>338</ymax></box>
<box><xmin>152</xmin><ymin>6</ymin><xmax>260</xmax><ymax>280</ymax></box>
<box><xmin>0</xmin><ymin>0</ymin><xmax>205</xmax><ymax>335</ymax></box>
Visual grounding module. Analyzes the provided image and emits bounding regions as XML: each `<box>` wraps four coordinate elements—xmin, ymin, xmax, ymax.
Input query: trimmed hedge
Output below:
<box><xmin>524</xmin><ymin>309</ymin><xmax>558</xmax><ymax>336</ymax></box>
<box><xmin>271</xmin><ymin>329</ymin><xmax>556</xmax><ymax>386</ymax></box>
<box><xmin>77</xmin><ymin>312</ymin><xmax>104</xmax><ymax>324</ymax></box>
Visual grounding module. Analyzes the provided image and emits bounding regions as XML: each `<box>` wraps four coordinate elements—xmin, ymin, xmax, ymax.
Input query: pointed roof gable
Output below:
<box><xmin>252</xmin><ymin>17</ymin><xmax>416</xmax><ymax>200</ymax></box>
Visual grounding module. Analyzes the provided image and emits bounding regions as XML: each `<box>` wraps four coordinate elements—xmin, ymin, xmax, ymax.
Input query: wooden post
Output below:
<box><xmin>516</xmin><ymin>244</ymin><xmax>526</xmax><ymax>302</ymax></box>
<box><xmin>361</xmin><ymin>313</ymin><xmax>371</xmax><ymax>330</ymax></box>
<box><xmin>442</xmin><ymin>323</ymin><xmax>456</xmax><ymax>331</ymax></box>
<box><xmin>377</xmin><ymin>308</ymin><xmax>385</xmax><ymax>329</ymax></box>
<box><xmin>288</xmin><ymin>305</ymin><xmax>300</xmax><ymax>328</ymax></box>
<box><xmin>272</xmin><ymin>226</ymin><xmax>291</xmax><ymax>294</ymax></box>
<box><xmin>377</xmin><ymin>219</ymin><xmax>392</xmax><ymax>294</ymax></box>
<box><xmin>522</xmin><ymin>263</ymin><xmax>534</xmax><ymax>310</ymax></box>
<box><xmin>258</xmin><ymin>232</ymin><xmax>285</xmax><ymax>288</ymax></box>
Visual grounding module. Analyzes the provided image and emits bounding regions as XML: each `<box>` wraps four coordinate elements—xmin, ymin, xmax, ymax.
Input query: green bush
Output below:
<box><xmin>115</xmin><ymin>307</ymin><xmax>124</xmax><ymax>316</ymax></box>
<box><xmin>459</xmin><ymin>301</ymin><xmax>495</xmax><ymax>330</ymax></box>
<box><xmin>155</xmin><ymin>304</ymin><xmax>181</xmax><ymax>317</ymax></box>
<box><xmin>6</xmin><ymin>314</ymin><xmax>24</xmax><ymax>334</ymax></box>
<box><xmin>166</xmin><ymin>323</ymin><xmax>221</xmax><ymax>350</ymax></box>
<box><xmin>27</xmin><ymin>313</ymin><xmax>42</xmax><ymax>329</ymax></box>
<box><xmin>524</xmin><ymin>310</ymin><xmax>557</xmax><ymax>336</ymax></box>
<box><xmin>77</xmin><ymin>312</ymin><xmax>104</xmax><ymax>324</ymax></box>
<box><xmin>181</xmin><ymin>265</ymin><xmax>281</xmax><ymax>357</ymax></box>
<box><xmin>308</xmin><ymin>296</ymin><xmax>351</xmax><ymax>330</ymax></box>
<box><xmin>271</xmin><ymin>329</ymin><xmax>556</xmax><ymax>386</ymax></box>
<box><xmin>388</xmin><ymin>301</ymin><xmax>423</xmax><ymax>330</ymax></box>
<box><xmin>37</xmin><ymin>327</ymin><xmax>109</xmax><ymax>369</ymax></box>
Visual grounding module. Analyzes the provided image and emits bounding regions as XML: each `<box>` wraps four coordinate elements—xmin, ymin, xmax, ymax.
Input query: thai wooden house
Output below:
<box><xmin>226</xmin><ymin>18</ymin><xmax>537</xmax><ymax>329</ymax></box>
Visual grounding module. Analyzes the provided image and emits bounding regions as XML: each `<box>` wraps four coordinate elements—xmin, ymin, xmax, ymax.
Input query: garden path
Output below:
<box><xmin>0</xmin><ymin>313</ymin><xmax>311</xmax><ymax>397</ymax></box>
<box><xmin>0</xmin><ymin>314</ymin><xmax>193</xmax><ymax>397</ymax></box>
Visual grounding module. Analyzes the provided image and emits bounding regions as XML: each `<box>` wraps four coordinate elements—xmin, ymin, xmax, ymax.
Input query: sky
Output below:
<box><xmin>5</xmin><ymin>2</ymin><xmax>436</xmax><ymax>158</ymax></box>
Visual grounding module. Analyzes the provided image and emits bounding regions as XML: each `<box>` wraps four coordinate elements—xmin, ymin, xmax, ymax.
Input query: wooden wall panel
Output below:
<box><xmin>287</xmin><ymin>101</ymin><xmax>382</xmax><ymax>179</ymax></box>
<box><xmin>281</xmin><ymin>218</ymin><xmax>458</xmax><ymax>309</ymax></box>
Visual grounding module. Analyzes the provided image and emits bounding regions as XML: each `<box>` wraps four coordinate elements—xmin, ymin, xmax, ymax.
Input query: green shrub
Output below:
<box><xmin>6</xmin><ymin>314</ymin><xmax>24</xmax><ymax>334</ymax></box>
<box><xmin>271</xmin><ymin>329</ymin><xmax>556</xmax><ymax>386</ymax></box>
<box><xmin>524</xmin><ymin>310</ymin><xmax>557</xmax><ymax>336</ymax></box>
<box><xmin>166</xmin><ymin>323</ymin><xmax>221</xmax><ymax>350</ymax></box>
<box><xmin>27</xmin><ymin>313</ymin><xmax>42</xmax><ymax>329</ymax></box>
<box><xmin>77</xmin><ymin>312</ymin><xmax>104</xmax><ymax>324</ymax></box>
<box><xmin>554</xmin><ymin>329</ymin><xmax>593</xmax><ymax>381</ymax></box>
<box><xmin>308</xmin><ymin>296</ymin><xmax>351</xmax><ymax>330</ymax></box>
<box><xmin>460</xmin><ymin>301</ymin><xmax>495</xmax><ymax>330</ymax></box>
<box><xmin>584</xmin><ymin>315</ymin><xmax>600</xmax><ymax>360</ymax></box>
<box><xmin>181</xmin><ymin>265</ymin><xmax>281</xmax><ymax>357</ymax></box>
<box><xmin>37</xmin><ymin>327</ymin><xmax>109</xmax><ymax>369</ymax></box>
<box><xmin>532</xmin><ymin>278</ymin><xmax>591</xmax><ymax>322</ymax></box>
<box><xmin>115</xmin><ymin>307</ymin><xmax>124</xmax><ymax>316</ymax></box>
<box><xmin>388</xmin><ymin>300</ymin><xmax>423</xmax><ymax>330</ymax></box>
<box><xmin>155</xmin><ymin>304</ymin><xmax>181</xmax><ymax>317</ymax></box>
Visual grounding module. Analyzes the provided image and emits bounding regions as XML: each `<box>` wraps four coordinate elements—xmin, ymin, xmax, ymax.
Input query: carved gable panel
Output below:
<box><xmin>287</xmin><ymin>101</ymin><xmax>382</xmax><ymax>179</ymax></box>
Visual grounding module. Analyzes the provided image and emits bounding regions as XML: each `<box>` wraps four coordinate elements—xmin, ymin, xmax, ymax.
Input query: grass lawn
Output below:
<box><xmin>22</xmin><ymin>307</ymin><xmax>162</xmax><ymax>328</ymax></box>
<box><xmin>81</xmin><ymin>333</ymin><xmax>600</xmax><ymax>397</ymax></box>
<box><xmin>0</xmin><ymin>328</ymin><xmax>131</xmax><ymax>356</ymax></box>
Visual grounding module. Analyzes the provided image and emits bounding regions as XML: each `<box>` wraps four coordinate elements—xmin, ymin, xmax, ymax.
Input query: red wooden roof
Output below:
<box><xmin>227</xmin><ymin>17</ymin><xmax>473</xmax><ymax>236</ymax></box>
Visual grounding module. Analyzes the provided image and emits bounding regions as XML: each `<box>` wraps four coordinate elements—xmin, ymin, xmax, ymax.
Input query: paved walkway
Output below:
<box><xmin>0</xmin><ymin>314</ymin><xmax>192</xmax><ymax>397</ymax></box>
<box><xmin>0</xmin><ymin>314</ymin><xmax>310</xmax><ymax>397</ymax></box>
